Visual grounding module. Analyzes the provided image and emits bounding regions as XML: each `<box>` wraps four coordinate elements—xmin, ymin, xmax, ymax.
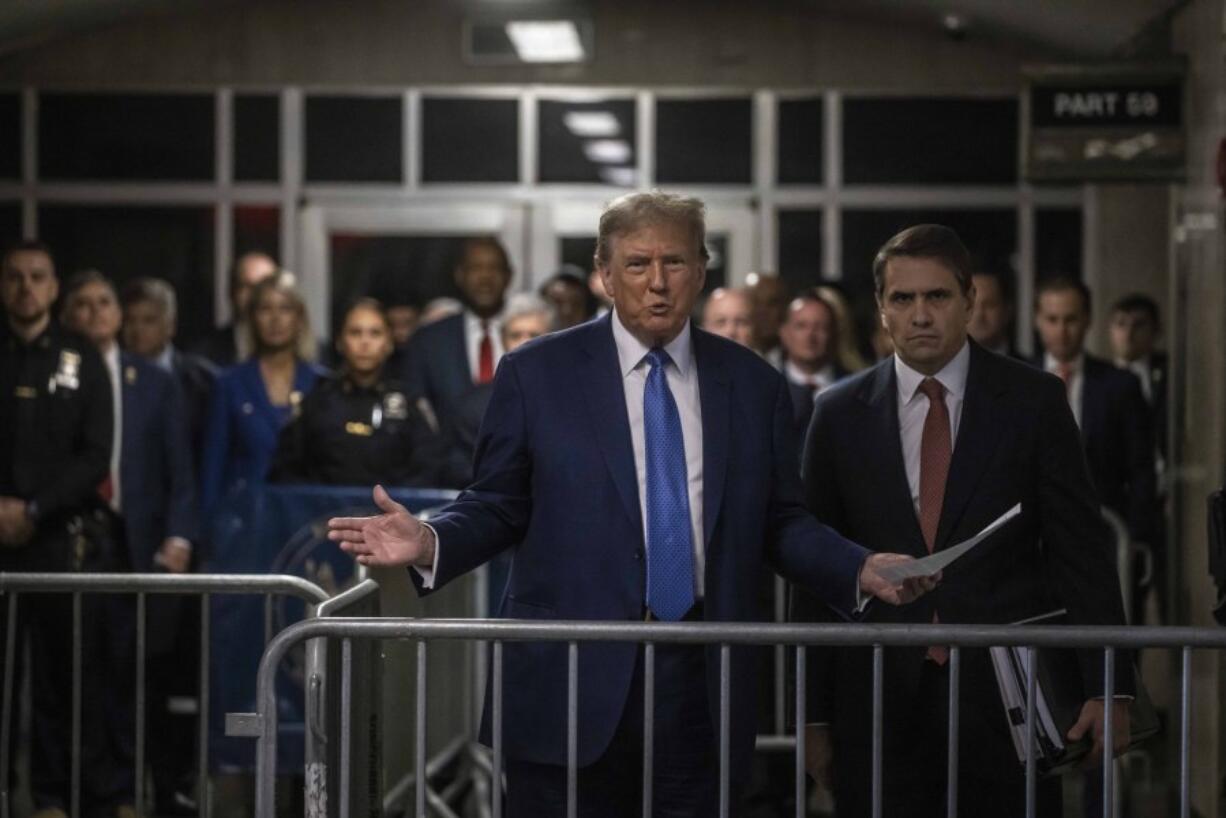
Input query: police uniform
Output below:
<box><xmin>0</xmin><ymin>320</ymin><xmax>125</xmax><ymax>814</ymax></box>
<box><xmin>269</xmin><ymin>374</ymin><xmax>443</xmax><ymax>486</ymax></box>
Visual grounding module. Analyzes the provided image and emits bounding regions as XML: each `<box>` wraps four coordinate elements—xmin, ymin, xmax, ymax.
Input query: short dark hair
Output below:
<box><xmin>971</xmin><ymin>267</ymin><xmax>1015</xmax><ymax>305</ymax></box>
<box><xmin>871</xmin><ymin>225</ymin><xmax>972</xmax><ymax>298</ymax></box>
<box><xmin>62</xmin><ymin>268</ymin><xmax>115</xmax><ymax>302</ymax></box>
<box><xmin>340</xmin><ymin>296</ymin><xmax>391</xmax><ymax>332</ymax></box>
<box><xmin>2</xmin><ymin>239</ymin><xmax>55</xmax><ymax>272</ymax></box>
<box><xmin>1111</xmin><ymin>292</ymin><xmax>1160</xmax><ymax>329</ymax></box>
<box><xmin>456</xmin><ymin>236</ymin><xmax>512</xmax><ymax>275</ymax></box>
<box><xmin>120</xmin><ymin>277</ymin><xmax>177</xmax><ymax>324</ymax></box>
<box><xmin>1035</xmin><ymin>276</ymin><xmax>1092</xmax><ymax>316</ymax></box>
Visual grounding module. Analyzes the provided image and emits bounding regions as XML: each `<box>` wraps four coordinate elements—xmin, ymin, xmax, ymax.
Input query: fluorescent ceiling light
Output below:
<box><xmin>505</xmin><ymin>20</ymin><xmax>585</xmax><ymax>63</ymax></box>
<box><xmin>599</xmin><ymin>167</ymin><xmax>637</xmax><ymax>187</ymax></box>
<box><xmin>584</xmin><ymin>139</ymin><xmax>632</xmax><ymax>164</ymax></box>
<box><xmin>563</xmin><ymin>111</ymin><xmax>620</xmax><ymax>138</ymax></box>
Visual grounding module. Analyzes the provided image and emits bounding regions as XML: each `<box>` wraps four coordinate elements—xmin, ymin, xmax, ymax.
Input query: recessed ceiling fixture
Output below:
<box><xmin>505</xmin><ymin>20</ymin><xmax>585</xmax><ymax>63</ymax></box>
<box><xmin>563</xmin><ymin>111</ymin><xmax>620</xmax><ymax>138</ymax></box>
<box><xmin>583</xmin><ymin>139</ymin><xmax>632</xmax><ymax>164</ymax></box>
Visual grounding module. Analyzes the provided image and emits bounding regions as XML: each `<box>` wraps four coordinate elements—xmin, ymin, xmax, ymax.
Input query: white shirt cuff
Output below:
<box><xmin>163</xmin><ymin>536</ymin><xmax>193</xmax><ymax>552</ymax></box>
<box><xmin>410</xmin><ymin>522</ymin><xmax>441</xmax><ymax>589</ymax></box>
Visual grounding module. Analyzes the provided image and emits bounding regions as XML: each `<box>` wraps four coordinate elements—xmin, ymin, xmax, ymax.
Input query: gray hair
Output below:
<box><xmin>502</xmin><ymin>292</ymin><xmax>555</xmax><ymax>328</ymax></box>
<box><xmin>120</xmin><ymin>277</ymin><xmax>177</xmax><ymax>326</ymax></box>
<box><xmin>594</xmin><ymin>191</ymin><xmax>709</xmax><ymax>265</ymax></box>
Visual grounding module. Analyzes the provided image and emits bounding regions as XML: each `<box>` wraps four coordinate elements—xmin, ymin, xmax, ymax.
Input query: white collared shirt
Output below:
<box><xmin>612</xmin><ymin>310</ymin><xmax>706</xmax><ymax>598</ymax></box>
<box><xmin>1044</xmin><ymin>352</ymin><xmax>1084</xmax><ymax>428</ymax></box>
<box><xmin>895</xmin><ymin>342</ymin><xmax>970</xmax><ymax>516</ymax></box>
<box><xmin>784</xmin><ymin>361</ymin><xmax>837</xmax><ymax>401</ymax></box>
<box><xmin>1118</xmin><ymin>357</ymin><xmax>1153</xmax><ymax>403</ymax></box>
<box><xmin>102</xmin><ymin>343</ymin><xmax>123</xmax><ymax>512</ymax></box>
<box><xmin>154</xmin><ymin>344</ymin><xmax>175</xmax><ymax>373</ymax></box>
<box><xmin>463</xmin><ymin>310</ymin><xmax>504</xmax><ymax>384</ymax></box>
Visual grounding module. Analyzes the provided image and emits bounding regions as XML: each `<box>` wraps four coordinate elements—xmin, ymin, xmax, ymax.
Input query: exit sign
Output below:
<box><xmin>1024</xmin><ymin>64</ymin><xmax>1185</xmax><ymax>182</ymax></box>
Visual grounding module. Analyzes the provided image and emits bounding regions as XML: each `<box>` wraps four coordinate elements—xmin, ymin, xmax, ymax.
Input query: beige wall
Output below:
<box><xmin>0</xmin><ymin>0</ymin><xmax>1054</xmax><ymax>89</ymax></box>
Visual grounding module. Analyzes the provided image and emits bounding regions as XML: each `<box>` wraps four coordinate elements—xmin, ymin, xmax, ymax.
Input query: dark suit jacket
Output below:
<box><xmin>784</xmin><ymin>365</ymin><xmax>849</xmax><ymax>445</ymax></box>
<box><xmin>1080</xmin><ymin>355</ymin><xmax>1157</xmax><ymax>544</ymax></box>
<box><xmin>440</xmin><ymin>381</ymin><xmax>494</xmax><ymax>489</ymax></box>
<box><xmin>118</xmin><ymin>353</ymin><xmax>199</xmax><ymax>570</ymax></box>
<box><xmin>170</xmin><ymin>348</ymin><xmax>217</xmax><ymax>468</ymax></box>
<box><xmin>402</xmin><ymin>313</ymin><xmax>472</xmax><ymax>421</ymax></box>
<box><xmin>190</xmin><ymin>322</ymin><xmax>239</xmax><ymax>368</ymax></box>
<box><xmin>795</xmin><ymin>341</ymin><xmax>1132</xmax><ymax>747</ymax></box>
<box><xmin>413</xmin><ymin>315</ymin><xmax>869</xmax><ymax>775</ymax></box>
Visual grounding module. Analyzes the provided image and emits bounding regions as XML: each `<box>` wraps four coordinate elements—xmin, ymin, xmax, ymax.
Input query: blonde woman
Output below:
<box><xmin>200</xmin><ymin>271</ymin><xmax>326</xmax><ymax>511</ymax></box>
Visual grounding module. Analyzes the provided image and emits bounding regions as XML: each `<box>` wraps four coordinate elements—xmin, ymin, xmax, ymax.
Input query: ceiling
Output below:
<box><xmin>0</xmin><ymin>0</ymin><xmax>1185</xmax><ymax>60</ymax></box>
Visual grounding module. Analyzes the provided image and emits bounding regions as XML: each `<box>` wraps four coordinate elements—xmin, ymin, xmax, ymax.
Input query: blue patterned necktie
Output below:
<box><xmin>643</xmin><ymin>348</ymin><xmax>695</xmax><ymax>621</ymax></box>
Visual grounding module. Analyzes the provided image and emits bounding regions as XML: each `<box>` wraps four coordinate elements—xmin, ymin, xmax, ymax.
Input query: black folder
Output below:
<box><xmin>989</xmin><ymin>612</ymin><xmax>1160</xmax><ymax>777</ymax></box>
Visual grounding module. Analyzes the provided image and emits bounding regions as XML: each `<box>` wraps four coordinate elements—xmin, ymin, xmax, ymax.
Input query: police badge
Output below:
<box><xmin>383</xmin><ymin>391</ymin><xmax>409</xmax><ymax>420</ymax></box>
<box><xmin>53</xmin><ymin>349</ymin><xmax>81</xmax><ymax>391</ymax></box>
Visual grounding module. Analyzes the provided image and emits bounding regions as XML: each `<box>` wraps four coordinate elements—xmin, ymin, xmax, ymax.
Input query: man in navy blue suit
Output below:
<box><xmin>330</xmin><ymin>192</ymin><xmax>933</xmax><ymax>817</ymax></box>
<box><xmin>63</xmin><ymin>270</ymin><xmax>200</xmax><ymax>815</ymax></box>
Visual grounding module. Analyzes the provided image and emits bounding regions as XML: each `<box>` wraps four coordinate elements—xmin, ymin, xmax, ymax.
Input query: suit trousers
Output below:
<box><xmin>506</xmin><ymin>613</ymin><xmax>737</xmax><ymax>818</ymax></box>
<box><xmin>831</xmin><ymin>650</ymin><xmax>1063</xmax><ymax>818</ymax></box>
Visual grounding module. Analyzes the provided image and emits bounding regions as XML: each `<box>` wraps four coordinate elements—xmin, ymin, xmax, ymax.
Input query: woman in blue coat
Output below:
<box><xmin>200</xmin><ymin>271</ymin><xmax>327</xmax><ymax>512</ymax></box>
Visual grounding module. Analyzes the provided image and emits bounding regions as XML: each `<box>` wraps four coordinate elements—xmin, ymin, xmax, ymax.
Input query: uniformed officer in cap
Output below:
<box><xmin>0</xmin><ymin>240</ymin><xmax>123</xmax><ymax>818</ymax></box>
<box><xmin>270</xmin><ymin>298</ymin><xmax>443</xmax><ymax>486</ymax></box>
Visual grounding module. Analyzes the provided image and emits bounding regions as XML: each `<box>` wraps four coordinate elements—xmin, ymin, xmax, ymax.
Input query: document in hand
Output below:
<box><xmin>874</xmin><ymin>503</ymin><xmax>1022</xmax><ymax>585</ymax></box>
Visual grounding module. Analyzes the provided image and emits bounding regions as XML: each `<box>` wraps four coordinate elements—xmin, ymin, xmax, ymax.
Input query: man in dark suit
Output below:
<box><xmin>967</xmin><ymin>268</ymin><xmax>1024</xmax><ymax>359</ymax></box>
<box><xmin>777</xmin><ymin>290</ymin><xmax>848</xmax><ymax>442</ymax></box>
<box><xmin>1034</xmin><ymin>279</ymin><xmax>1157</xmax><ymax>555</ymax></box>
<box><xmin>402</xmin><ymin>237</ymin><xmax>513</xmax><ymax>423</ymax></box>
<box><xmin>63</xmin><ymin>270</ymin><xmax>201</xmax><ymax>816</ymax></box>
<box><xmin>190</xmin><ymin>250</ymin><xmax>277</xmax><ymax>366</ymax></box>
<box><xmin>121</xmin><ymin>277</ymin><xmax>218</xmax><ymax>468</ymax></box>
<box><xmin>1108</xmin><ymin>292</ymin><xmax>1168</xmax><ymax>474</ymax></box>
<box><xmin>329</xmin><ymin>192</ymin><xmax>932</xmax><ymax>817</ymax></box>
<box><xmin>794</xmin><ymin>225</ymin><xmax>1133</xmax><ymax>818</ymax></box>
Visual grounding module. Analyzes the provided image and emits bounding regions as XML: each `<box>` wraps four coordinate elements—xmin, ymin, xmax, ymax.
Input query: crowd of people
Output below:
<box><xmin>0</xmin><ymin>193</ymin><xmax>1168</xmax><ymax>816</ymax></box>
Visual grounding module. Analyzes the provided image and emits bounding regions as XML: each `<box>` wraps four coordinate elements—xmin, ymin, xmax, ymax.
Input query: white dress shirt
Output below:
<box><xmin>1044</xmin><ymin>352</ymin><xmax>1084</xmax><ymax>428</ymax></box>
<box><xmin>611</xmin><ymin>311</ymin><xmax>706</xmax><ymax>598</ymax></box>
<box><xmin>784</xmin><ymin>361</ymin><xmax>837</xmax><ymax>400</ymax></box>
<box><xmin>102</xmin><ymin>344</ymin><xmax>123</xmax><ymax>512</ymax></box>
<box><xmin>463</xmin><ymin>310</ymin><xmax>504</xmax><ymax>383</ymax></box>
<box><xmin>894</xmin><ymin>342</ymin><xmax>970</xmax><ymax>516</ymax></box>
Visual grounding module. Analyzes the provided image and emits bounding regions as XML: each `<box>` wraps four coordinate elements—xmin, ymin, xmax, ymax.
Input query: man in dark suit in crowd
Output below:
<box><xmin>191</xmin><ymin>250</ymin><xmax>277</xmax><ymax>366</ymax></box>
<box><xmin>1108</xmin><ymin>292</ymin><xmax>1168</xmax><ymax>472</ymax></box>
<box><xmin>778</xmin><ymin>290</ymin><xmax>848</xmax><ymax>443</ymax></box>
<box><xmin>794</xmin><ymin>225</ymin><xmax>1133</xmax><ymax>818</ymax></box>
<box><xmin>121</xmin><ymin>277</ymin><xmax>217</xmax><ymax>467</ymax></box>
<box><xmin>329</xmin><ymin>192</ymin><xmax>932</xmax><ymax>817</ymax></box>
<box><xmin>403</xmin><ymin>237</ymin><xmax>512</xmax><ymax>423</ymax></box>
<box><xmin>967</xmin><ymin>268</ymin><xmax>1023</xmax><ymax>359</ymax></box>
<box><xmin>1035</xmin><ymin>278</ymin><xmax>1157</xmax><ymax>626</ymax></box>
<box><xmin>62</xmin><ymin>270</ymin><xmax>201</xmax><ymax>815</ymax></box>
<box><xmin>0</xmin><ymin>242</ymin><xmax>116</xmax><ymax>818</ymax></box>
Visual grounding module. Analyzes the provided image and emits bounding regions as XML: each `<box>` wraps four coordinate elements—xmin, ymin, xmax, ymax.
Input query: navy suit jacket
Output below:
<box><xmin>413</xmin><ymin>315</ymin><xmax>868</xmax><ymax>775</ymax></box>
<box><xmin>795</xmin><ymin>342</ymin><xmax>1132</xmax><ymax>740</ymax></box>
<box><xmin>1079</xmin><ymin>355</ymin><xmax>1157</xmax><ymax>543</ymax></box>
<box><xmin>402</xmin><ymin>313</ymin><xmax>472</xmax><ymax>420</ymax></box>
<box><xmin>118</xmin><ymin>353</ymin><xmax>199</xmax><ymax>570</ymax></box>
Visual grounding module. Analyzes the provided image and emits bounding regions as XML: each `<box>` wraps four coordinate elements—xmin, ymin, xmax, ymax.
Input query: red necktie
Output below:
<box><xmin>918</xmin><ymin>378</ymin><xmax>951</xmax><ymax>665</ymax></box>
<box><xmin>476</xmin><ymin>322</ymin><xmax>494</xmax><ymax>385</ymax></box>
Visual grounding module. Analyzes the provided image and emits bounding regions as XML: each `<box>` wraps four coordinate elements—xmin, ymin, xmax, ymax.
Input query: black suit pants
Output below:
<box><xmin>831</xmin><ymin>651</ymin><xmax>1063</xmax><ymax>818</ymax></box>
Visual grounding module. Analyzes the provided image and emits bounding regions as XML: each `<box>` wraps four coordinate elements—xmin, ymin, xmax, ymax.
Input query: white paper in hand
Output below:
<box><xmin>875</xmin><ymin>503</ymin><xmax>1022</xmax><ymax>585</ymax></box>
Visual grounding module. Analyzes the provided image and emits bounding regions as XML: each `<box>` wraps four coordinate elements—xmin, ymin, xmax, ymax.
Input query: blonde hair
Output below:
<box><xmin>247</xmin><ymin>270</ymin><xmax>316</xmax><ymax>361</ymax></box>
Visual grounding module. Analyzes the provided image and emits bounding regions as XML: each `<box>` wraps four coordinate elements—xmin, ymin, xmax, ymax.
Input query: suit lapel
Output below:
<box><xmin>1079</xmin><ymin>357</ymin><xmax>1104</xmax><ymax>446</ymax></box>
<box><xmin>578</xmin><ymin>317</ymin><xmax>644</xmax><ymax>540</ymax></box>
<box><xmin>693</xmin><ymin>331</ymin><xmax>729</xmax><ymax>551</ymax></box>
<box><xmin>861</xmin><ymin>361</ymin><xmax>927</xmax><ymax>557</ymax></box>
<box><xmin>934</xmin><ymin>343</ymin><xmax>1008</xmax><ymax>550</ymax></box>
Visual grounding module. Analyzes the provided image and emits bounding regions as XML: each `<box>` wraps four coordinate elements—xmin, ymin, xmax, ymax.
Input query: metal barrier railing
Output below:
<box><xmin>241</xmin><ymin>618</ymin><xmax>1224</xmax><ymax>818</ymax></box>
<box><xmin>0</xmin><ymin>572</ymin><xmax>329</xmax><ymax>818</ymax></box>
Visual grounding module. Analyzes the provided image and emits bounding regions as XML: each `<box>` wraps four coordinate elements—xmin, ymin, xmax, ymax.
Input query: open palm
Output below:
<box><xmin>328</xmin><ymin>485</ymin><xmax>434</xmax><ymax>568</ymax></box>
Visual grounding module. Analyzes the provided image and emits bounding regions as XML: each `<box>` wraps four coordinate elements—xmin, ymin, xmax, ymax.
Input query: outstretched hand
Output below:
<box><xmin>858</xmin><ymin>553</ymin><xmax>939</xmax><ymax>605</ymax></box>
<box><xmin>327</xmin><ymin>485</ymin><xmax>436</xmax><ymax>568</ymax></box>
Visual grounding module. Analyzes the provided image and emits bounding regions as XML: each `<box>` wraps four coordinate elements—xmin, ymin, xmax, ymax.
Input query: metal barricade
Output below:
<box><xmin>240</xmin><ymin>618</ymin><xmax>1223</xmax><ymax>818</ymax></box>
<box><xmin>0</xmin><ymin>572</ymin><xmax>329</xmax><ymax>818</ymax></box>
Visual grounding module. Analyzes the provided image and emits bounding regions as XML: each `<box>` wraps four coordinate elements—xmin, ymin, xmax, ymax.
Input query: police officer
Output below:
<box><xmin>270</xmin><ymin>298</ymin><xmax>442</xmax><ymax>486</ymax></box>
<box><xmin>0</xmin><ymin>241</ymin><xmax>121</xmax><ymax>818</ymax></box>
